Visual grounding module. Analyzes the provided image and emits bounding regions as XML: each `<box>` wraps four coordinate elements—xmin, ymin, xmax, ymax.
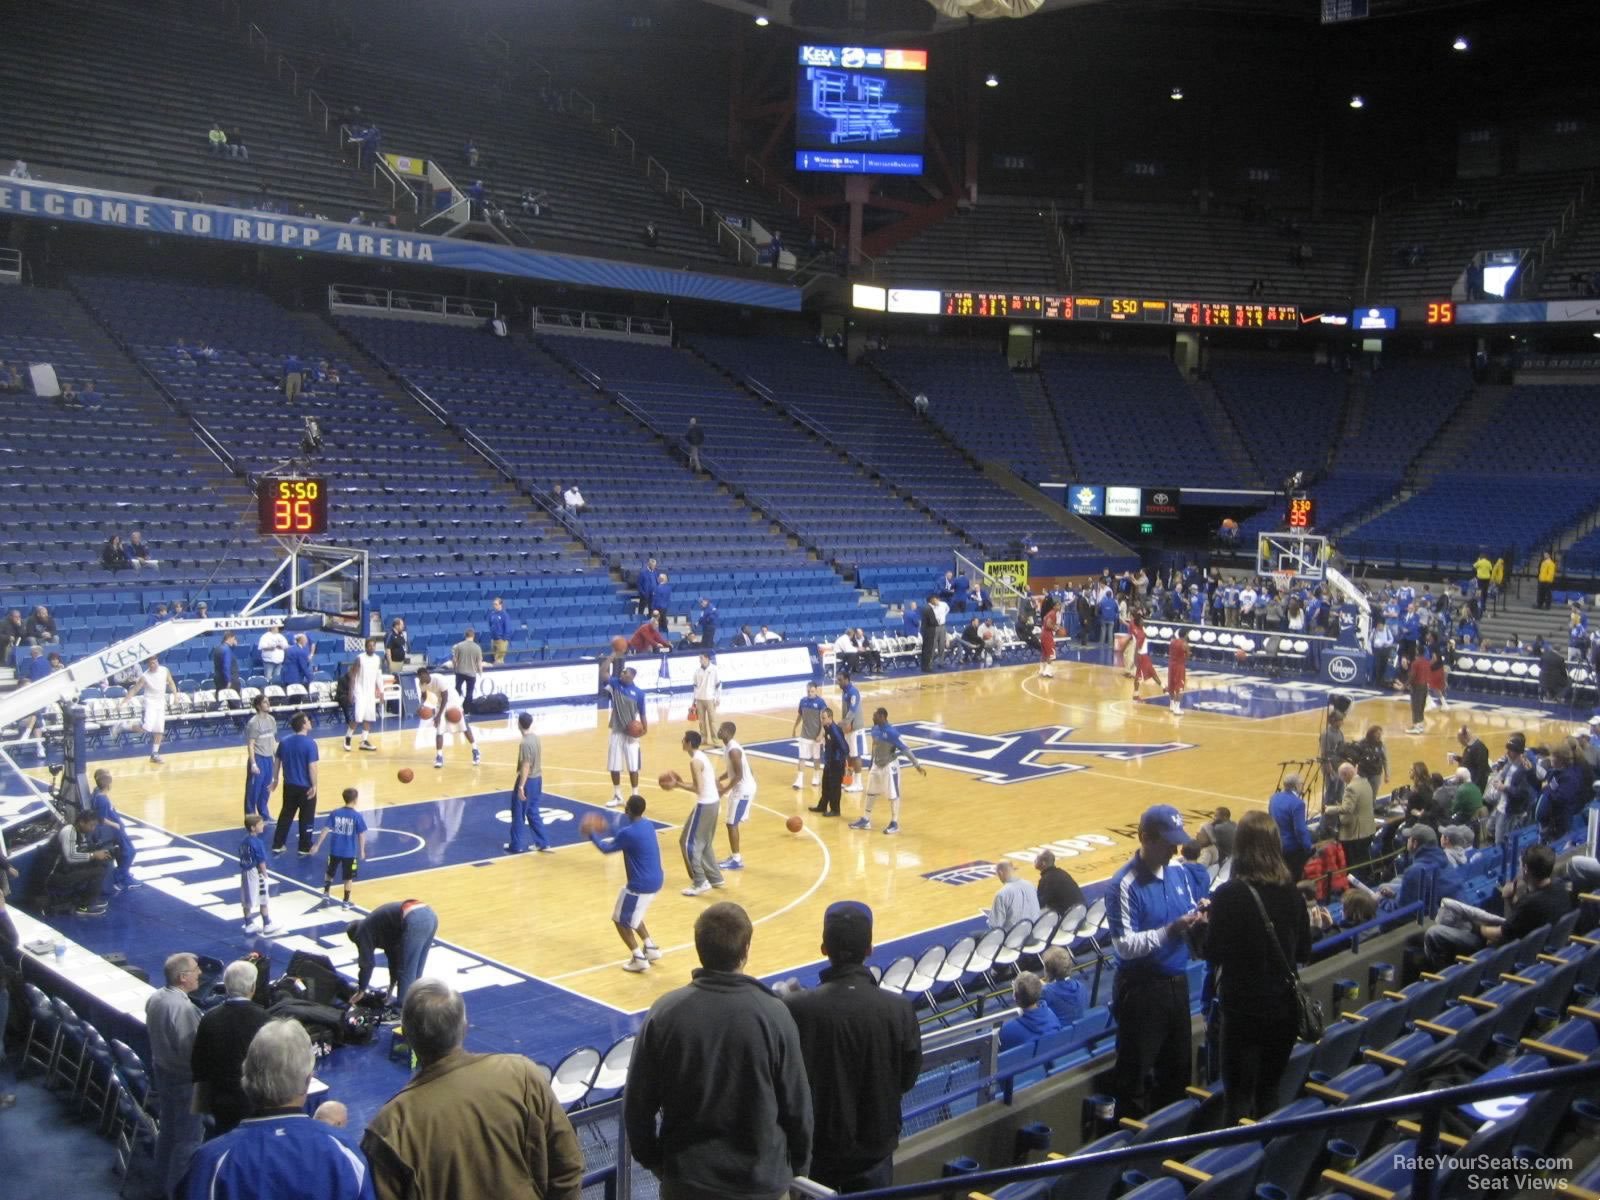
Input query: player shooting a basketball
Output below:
<box><xmin>605</xmin><ymin>665</ymin><xmax>648</xmax><ymax>808</ymax></box>
<box><xmin>416</xmin><ymin>667</ymin><xmax>479</xmax><ymax>769</ymax></box>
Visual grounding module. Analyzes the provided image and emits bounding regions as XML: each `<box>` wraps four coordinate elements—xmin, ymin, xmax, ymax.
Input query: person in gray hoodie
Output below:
<box><xmin>624</xmin><ymin>901</ymin><xmax>813</xmax><ymax>1200</ymax></box>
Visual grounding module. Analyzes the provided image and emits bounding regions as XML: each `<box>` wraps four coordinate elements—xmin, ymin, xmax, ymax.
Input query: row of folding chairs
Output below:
<box><xmin>544</xmin><ymin>1033</ymin><xmax>635</xmax><ymax>1111</ymax></box>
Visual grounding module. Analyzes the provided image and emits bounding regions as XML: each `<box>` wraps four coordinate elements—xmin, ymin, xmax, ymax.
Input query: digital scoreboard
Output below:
<box><xmin>794</xmin><ymin>45</ymin><xmax>927</xmax><ymax>176</ymax></box>
<box><xmin>258</xmin><ymin>477</ymin><xmax>329</xmax><ymax>537</ymax></box>
<box><xmin>938</xmin><ymin>292</ymin><xmax>1302</xmax><ymax>328</ymax></box>
<box><xmin>1287</xmin><ymin>494</ymin><xmax>1316</xmax><ymax>530</ymax></box>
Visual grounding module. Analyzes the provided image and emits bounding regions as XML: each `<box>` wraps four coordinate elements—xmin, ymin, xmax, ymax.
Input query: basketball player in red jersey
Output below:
<box><xmin>1130</xmin><ymin>609</ymin><xmax>1162</xmax><ymax>699</ymax></box>
<box><xmin>1166</xmin><ymin>630</ymin><xmax>1189</xmax><ymax>714</ymax></box>
<box><xmin>1038</xmin><ymin>599</ymin><xmax>1059</xmax><ymax>679</ymax></box>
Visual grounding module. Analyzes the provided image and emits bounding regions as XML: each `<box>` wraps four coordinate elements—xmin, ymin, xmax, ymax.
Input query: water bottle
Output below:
<box><xmin>52</xmin><ymin>935</ymin><xmax>66</xmax><ymax>964</ymax></box>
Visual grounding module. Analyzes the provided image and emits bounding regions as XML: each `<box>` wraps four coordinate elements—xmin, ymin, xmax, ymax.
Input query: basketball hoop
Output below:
<box><xmin>1273</xmin><ymin>570</ymin><xmax>1298</xmax><ymax>594</ymax></box>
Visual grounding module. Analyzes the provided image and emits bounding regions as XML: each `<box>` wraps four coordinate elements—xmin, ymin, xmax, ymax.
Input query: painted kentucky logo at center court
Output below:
<box><xmin>745</xmin><ymin>722</ymin><xmax>1194</xmax><ymax>785</ymax></box>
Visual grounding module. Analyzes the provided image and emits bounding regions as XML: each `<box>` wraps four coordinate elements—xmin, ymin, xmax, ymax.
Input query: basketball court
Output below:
<box><xmin>24</xmin><ymin>644</ymin><xmax>1573</xmax><ymax>1021</ymax></box>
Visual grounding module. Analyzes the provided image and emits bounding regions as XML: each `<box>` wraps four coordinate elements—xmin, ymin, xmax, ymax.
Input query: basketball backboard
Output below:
<box><xmin>1255</xmin><ymin>531</ymin><xmax>1327</xmax><ymax>581</ymax></box>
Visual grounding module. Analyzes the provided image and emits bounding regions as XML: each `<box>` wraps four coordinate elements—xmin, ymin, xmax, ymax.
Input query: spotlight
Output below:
<box><xmin>1452</xmin><ymin>35</ymin><xmax>1469</xmax><ymax>51</ymax></box>
<box><xmin>984</xmin><ymin>73</ymin><xmax>999</xmax><ymax>88</ymax></box>
<box><xmin>1349</xmin><ymin>95</ymin><xmax>1365</xmax><ymax>109</ymax></box>
<box><xmin>754</xmin><ymin>14</ymin><xmax>769</xmax><ymax>25</ymax></box>
<box><xmin>1169</xmin><ymin>85</ymin><xmax>1184</xmax><ymax>101</ymax></box>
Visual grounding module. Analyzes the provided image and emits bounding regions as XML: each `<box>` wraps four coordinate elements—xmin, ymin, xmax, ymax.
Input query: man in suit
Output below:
<box><xmin>1334</xmin><ymin>762</ymin><xmax>1376</xmax><ymax>880</ymax></box>
<box><xmin>918</xmin><ymin>595</ymin><xmax>940</xmax><ymax>673</ymax></box>
<box><xmin>190</xmin><ymin>960</ymin><xmax>269</xmax><ymax>1136</ymax></box>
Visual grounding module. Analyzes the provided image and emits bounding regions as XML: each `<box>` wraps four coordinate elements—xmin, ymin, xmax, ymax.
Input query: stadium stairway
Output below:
<box><xmin>301</xmin><ymin>313</ymin><xmax>597</xmax><ymax>567</ymax></box>
<box><xmin>1187</xmin><ymin>378</ymin><xmax>1265</xmax><ymax>488</ymax></box>
<box><xmin>1404</xmin><ymin>383</ymin><xmax>1509</xmax><ymax>486</ymax></box>
<box><xmin>1012</xmin><ymin>371</ymin><xmax>1078</xmax><ymax>481</ymax></box>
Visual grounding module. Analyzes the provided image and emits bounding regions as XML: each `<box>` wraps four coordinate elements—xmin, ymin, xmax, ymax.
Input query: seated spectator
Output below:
<box><xmin>192</xmin><ymin>342</ymin><xmax>220</xmax><ymax>364</ymax></box>
<box><xmin>58</xmin><ymin>381</ymin><xmax>79</xmax><ymax>408</ymax></box>
<box><xmin>25</xmin><ymin>604</ymin><xmax>58</xmax><ymax>645</ymax></box>
<box><xmin>102</xmin><ymin>534</ymin><xmax>132</xmax><ymax>572</ymax></box>
<box><xmin>626</xmin><ymin>616</ymin><xmax>672</xmax><ymax>654</ymax></box>
<box><xmin>173</xmin><ymin>337</ymin><xmax>195</xmax><ymax>366</ymax></box>
<box><xmin>985</xmin><ymin>860</ymin><xmax>1040</xmax><ymax>931</ymax></box>
<box><xmin>1439</xmin><ymin>824</ymin><xmax>1474</xmax><ymax>866</ymax></box>
<box><xmin>128</xmin><ymin>530</ymin><xmax>154</xmax><ymax>567</ymax></box>
<box><xmin>912</xmin><ymin>392</ymin><xmax>929</xmax><ymax>416</ymax></box>
<box><xmin>1034</xmin><ymin>849</ymin><xmax>1085</xmax><ymax>915</ymax></box>
<box><xmin>0</xmin><ymin>608</ymin><xmax>23</xmax><ymax>665</ymax></box>
<box><xmin>1038</xmin><ymin>948</ymin><xmax>1084</xmax><ymax>1026</ymax></box>
<box><xmin>833</xmin><ymin>629</ymin><xmax>861</xmax><ymax>676</ymax></box>
<box><xmin>0</xmin><ymin>363</ymin><xmax>22</xmax><ymax>392</ymax></box>
<box><xmin>78</xmin><ymin>379</ymin><xmax>103</xmax><ymax>409</ymax></box>
<box><xmin>1337</xmin><ymin>887</ymin><xmax>1377</xmax><ymax>928</ymax></box>
<box><xmin>465</xmin><ymin>137</ymin><xmax>480</xmax><ymax>168</ymax></box>
<box><xmin>180</xmin><ymin>1020</ymin><xmax>371</xmax><ymax>1199</ymax></box>
<box><xmin>562</xmin><ymin>484</ymin><xmax>586</xmax><ymax>513</ymax></box>
<box><xmin>8</xmin><ymin>159</ymin><xmax>29</xmax><ymax>180</ymax></box>
<box><xmin>1415</xmin><ymin>843</ymin><xmax>1571</xmax><ymax>972</ymax></box>
<box><xmin>190</xmin><ymin>960</ymin><xmax>269</xmax><ymax>1135</ymax></box>
<box><xmin>754</xmin><ymin>625</ymin><xmax>781</xmax><ymax>644</ymax></box>
<box><xmin>998</xmin><ymin>971</ymin><xmax>1061</xmax><ymax>1050</ymax></box>
<box><xmin>227</xmin><ymin>127</ymin><xmax>249</xmax><ymax>162</ymax></box>
<box><xmin>208</xmin><ymin>122</ymin><xmax>228</xmax><ymax>156</ymax></box>
<box><xmin>642</xmin><ymin>220</ymin><xmax>658</xmax><ymax>249</ymax></box>
<box><xmin>854</xmin><ymin>629</ymin><xmax>882</xmax><ymax>673</ymax></box>
<box><xmin>1178</xmin><ymin>842</ymin><xmax>1213</xmax><ymax>897</ymax></box>
<box><xmin>1375</xmin><ymin>824</ymin><xmax>1451</xmax><ymax>910</ymax></box>
<box><xmin>730</xmin><ymin>625</ymin><xmax>755</xmax><ymax>648</ymax></box>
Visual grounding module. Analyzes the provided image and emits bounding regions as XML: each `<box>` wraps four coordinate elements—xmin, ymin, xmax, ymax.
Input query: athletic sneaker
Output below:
<box><xmin>710</xmin><ymin>880</ymin><xmax>726</xmax><ymax>889</ymax></box>
<box><xmin>607</xmin><ymin>795</ymin><xmax>624</xmax><ymax>808</ymax></box>
<box><xmin>1408</xmin><ymin>724</ymin><xmax>1425</xmax><ymax>734</ymax></box>
<box><xmin>791</xmin><ymin>778</ymin><xmax>803</xmax><ymax>790</ymax></box>
<box><xmin>848</xmin><ymin>818</ymin><xmax>871</xmax><ymax>831</ymax></box>
<box><xmin>261</xmin><ymin>922</ymin><xmax>284</xmax><ymax>936</ymax></box>
<box><xmin>359</xmin><ymin>742</ymin><xmax>378</xmax><ymax>752</ymax></box>
<box><xmin>149</xmin><ymin>754</ymin><xmax>162</xmax><ymax>764</ymax></box>
<box><xmin>502</xmin><ymin>844</ymin><xmax>530</xmax><ymax>854</ymax></box>
<box><xmin>471</xmin><ymin>747</ymin><xmax>481</xmax><ymax>764</ymax></box>
<box><xmin>622</xmin><ymin>956</ymin><xmax>650</xmax><ymax>973</ymax></box>
<box><xmin>243</xmin><ymin>917</ymin><xmax>263</xmax><ymax>934</ymax></box>
<box><xmin>536</xmin><ymin>846</ymin><xmax>556</xmax><ymax>855</ymax></box>
<box><xmin>344</xmin><ymin>737</ymin><xmax>353</xmax><ymax>752</ymax></box>
<box><xmin>811</xmin><ymin>776</ymin><xmax>821</xmax><ymax>787</ymax></box>
<box><xmin>883</xmin><ymin>821</ymin><xmax>901</xmax><ymax>835</ymax></box>
<box><xmin>843</xmin><ymin>783</ymin><xmax>862</xmax><ymax>793</ymax></box>
<box><xmin>681</xmin><ymin>882</ymin><xmax>711</xmax><ymax>897</ymax></box>
<box><xmin>718</xmin><ymin>857</ymin><xmax>744</xmax><ymax>870</ymax></box>
<box><xmin>76</xmin><ymin>902</ymin><xmax>108</xmax><ymax>916</ymax></box>
<box><xmin>641</xmin><ymin>945</ymin><xmax>663</xmax><ymax>961</ymax></box>
<box><xmin>434</xmin><ymin>754</ymin><xmax>445</xmax><ymax>769</ymax></box>
<box><xmin>271</xmin><ymin>847</ymin><xmax>285</xmax><ymax>856</ymax></box>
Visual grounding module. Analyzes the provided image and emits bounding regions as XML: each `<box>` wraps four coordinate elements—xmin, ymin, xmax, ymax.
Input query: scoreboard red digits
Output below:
<box><xmin>258</xmin><ymin>477</ymin><xmax>329</xmax><ymax>537</ymax></box>
<box><xmin>935</xmin><ymin>292</ymin><xmax>1300</xmax><ymax>328</ymax></box>
<box><xmin>1287</xmin><ymin>495</ymin><xmax>1315</xmax><ymax>530</ymax></box>
<box><xmin>1425</xmin><ymin>300</ymin><xmax>1455</xmax><ymax>325</ymax></box>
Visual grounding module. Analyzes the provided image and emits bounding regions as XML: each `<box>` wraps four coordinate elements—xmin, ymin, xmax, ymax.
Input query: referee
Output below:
<box><xmin>1105</xmin><ymin>804</ymin><xmax>1206</xmax><ymax>1119</ymax></box>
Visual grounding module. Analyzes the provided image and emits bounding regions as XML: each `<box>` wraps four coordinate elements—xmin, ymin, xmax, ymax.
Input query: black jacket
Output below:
<box><xmin>1203</xmin><ymin>879</ymin><xmax>1311</xmax><ymax>1021</ymax></box>
<box><xmin>919</xmin><ymin>606</ymin><xmax>939</xmax><ymax>638</ymax></box>
<box><xmin>191</xmin><ymin>998</ymin><xmax>270</xmax><ymax>1129</ymax></box>
<box><xmin>625</xmin><ymin>969</ymin><xmax>812</xmax><ymax>1197</ymax></box>
<box><xmin>785</xmin><ymin>963</ymin><xmax>922</xmax><ymax>1180</ymax></box>
<box><xmin>1037</xmin><ymin>866</ymin><xmax>1085</xmax><ymax>916</ymax></box>
<box><xmin>1458</xmin><ymin>737</ymin><xmax>1490</xmax><ymax>792</ymax></box>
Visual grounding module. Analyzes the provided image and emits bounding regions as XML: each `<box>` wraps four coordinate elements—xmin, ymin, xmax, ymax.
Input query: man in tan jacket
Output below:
<box><xmin>1335</xmin><ymin>762</ymin><xmax>1376</xmax><ymax>881</ymax></box>
<box><xmin>363</xmin><ymin>981</ymin><xmax>583</xmax><ymax>1200</ymax></box>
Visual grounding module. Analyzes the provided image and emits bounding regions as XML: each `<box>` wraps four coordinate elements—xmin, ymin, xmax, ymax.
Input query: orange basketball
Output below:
<box><xmin>1234</xmin><ymin>648</ymin><xmax>1249</xmax><ymax>663</ymax></box>
<box><xmin>610</xmin><ymin>635</ymin><xmax>628</xmax><ymax>654</ymax></box>
<box><xmin>445</xmin><ymin>706</ymin><xmax>463</xmax><ymax>723</ymax></box>
<box><xmin>657</xmin><ymin>771</ymin><xmax>679</xmax><ymax>790</ymax></box>
<box><xmin>417</xmin><ymin>705</ymin><xmax>435</xmax><ymax>720</ymax></box>
<box><xmin>786</xmin><ymin>815</ymin><xmax>803</xmax><ymax>834</ymax></box>
<box><xmin>626</xmin><ymin>719</ymin><xmax>645</xmax><ymax>737</ymax></box>
<box><xmin>580</xmin><ymin>813</ymin><xmax>608</xmax><ymax>835</ymax></box>
<box><xmin>397</xmin><ymin>768</ymin><xmax>414</xmax><ymax>784</ymax></box>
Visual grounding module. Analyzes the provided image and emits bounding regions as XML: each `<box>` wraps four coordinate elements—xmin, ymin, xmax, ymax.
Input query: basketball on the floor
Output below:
<box><xmin>626</xmin><ymin>719</ymin><xmax>645</xmax><ymax>737</ymax></box>
<box><xmin>610</xmin><ymin>635</ymin><xmax>627</xmax><ymax>654</ymax></box>
<box><xmin>579</xmin><ymin>813</ymin><xmax>608</xmax><ymax>835</ymax></box>
<box><xmin>445</xmin><ymin>706</ymin><xmax>463</xmax><ymax>723</ymax></box>
<box><xmin>1235</xmin><ymin>648</ymin><xmax>1249</xmax><ymax>663</ymax></box>
<box><xmin>786</xmin><ymin>815</ymin><xmax>803</xmax><ymax>833</ymax></box>
<box><xmin>658</xmin><ymin>771</ymin><xmax>679</xmax><ymax>790</ymax></box>
<box><xmin>397</xmin><ymin>768</ymin><xmax>414</xmax><ymax>784</ymax></box>
<box><xmin>417</xmin><ymin>705</ymin><xmax>435</xmax><ymax>719</ymax></box>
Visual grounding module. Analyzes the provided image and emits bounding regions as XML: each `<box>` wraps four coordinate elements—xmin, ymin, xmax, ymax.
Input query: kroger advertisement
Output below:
<box><xmin>794</xmin><ymin>44</ymin><xmax>926</xmax><ymax>175</ymax></box>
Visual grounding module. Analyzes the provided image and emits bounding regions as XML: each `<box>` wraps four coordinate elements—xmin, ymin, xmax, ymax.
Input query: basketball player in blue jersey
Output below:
<box><xmin>791</xmin><ymin>682</ymin><xmax>827</xmax><ymax>789</ymax></box>
<box><xmin>837</xmin><ymin>672</ymin><xmax>865</xmax><ymax>793</ymax></box>
<box><xmin>849</xmin><ymin>707</ymin><xmax>925</xmax><ymax>835</ymax></box>
<box><xmin>310</xmin><ymin>787</ymin><xmax>367</xmax><ymax>908</ymax></box>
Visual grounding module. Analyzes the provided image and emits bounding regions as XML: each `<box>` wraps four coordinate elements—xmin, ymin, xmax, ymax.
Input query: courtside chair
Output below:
<box><xmin>987</xmin><ymin>919</ymin><xmax>1035</xmax><ymax>987</ymax></box>
<box><xmin>588</xmin><ymin>1035</ymin><xmax>635</xmax><ymax>1104</ymax></box>
<box><xmin>962</xmin><ymin>929</ymin><xmax>1005</xmax><ymax>998</ymax></box>
<box><xmin>1023</xmin><ymin>910</ymin><xmax>1063</xmax><ymax>959</ymax></box>
<box><xmin>21</xmin><ymin>983</ymin><xmax>61</xmax><ymax>1079</ymax></box>
<box><xmin>933</xmin><ymin>935</ymin><xmax>978</xmax><ymax>1009</ymax></box>
<box><xmin>904</xmin><ymin>945</ymin><xmax>948</xmax><ymax>1013</ymax></box>
<box><xmin>878</xmin><ymin>955</ymin><xmax>917</xmax><ymax>998</ymax></box>
<box><xmin>1050</xmin><ymin>904</ymin><xmax>1090</xmax><ymax>948</ymax></box>
<box><xmin>48</xmin><ymin>997</ymin><xmax>89</xmax><ymax>1095</ymax></box>
<box><xmin>550</xmin><ymin>1046</ymin><xmax>601</xmax><ymax>1110</ymax></box>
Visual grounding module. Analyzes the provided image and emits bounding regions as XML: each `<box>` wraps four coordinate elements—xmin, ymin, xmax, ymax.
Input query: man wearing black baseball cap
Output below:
<box><xmin>785</xmin><ymin>902</ymin><xmax>922</xmax><ymax>1192</ymax></box>
<box><xmin>1105</xmin><ymin>805</ymin><xmax>1206</xmax><ymax>1119</ymax></box>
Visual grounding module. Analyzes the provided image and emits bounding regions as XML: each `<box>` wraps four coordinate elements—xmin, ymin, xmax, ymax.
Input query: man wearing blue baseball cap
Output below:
<box><xmin>1105</xmin><ymin>804</ymin><xmax>1207</xmax><ymax>1119</ymax></box>
<box><xmin>785</xmin><ymin>902</ymin><xmax>922</xmax><ymax>1193</ymax></box>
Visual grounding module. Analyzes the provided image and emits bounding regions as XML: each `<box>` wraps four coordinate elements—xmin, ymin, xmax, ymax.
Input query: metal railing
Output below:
<box><xmin>954</xmin><ymin>550</ymin><xmax>1025</xmax><ymax>616</ymax></box>
<box><xmin>306</xmin><ymin>88</ymin><xmax>332</xmax><ymax>134</ymax></box>
<box><xmin>1520</xmin><ymin>171</ymin><xmax>1594</xmax><ymax>299</ymax></box>
<box><xmin>1048</xmin><ymin>200</ymin><xmax>1074</xmax><ymax>288</ymax></box>
<box><xmin>744</xmin><ymin>153</ymin><xmax>839</xmax><ymax>247</ymax></box>
<box><xmin>645</xmin><ymin>156</ymin><xmax>669</xmax><ymax>194</ymax></box>
<box><xmin>329</xmin><ymin>285</ymin><xmax>495</xmax><ymax>321</ymax></box>
<box><xmin>531</xmin><ymin>307</ymin><xmax>672</xmax><ymax>340</ymax></box>
<box><xmin>0</xmin><ymin>246</ymin><xmax>21</xmax><ymax>284</ymax></box>
<box><xmin>611</xmin><ymin>127</ymin><xmax>636</xmax><ymax>164</ymax></box>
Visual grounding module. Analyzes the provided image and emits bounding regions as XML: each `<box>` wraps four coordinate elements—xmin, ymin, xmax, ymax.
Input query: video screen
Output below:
<box><xmin>795</xmin><ymin>45</ymin><xmax>926</xmax><ymax>176</ymax></box>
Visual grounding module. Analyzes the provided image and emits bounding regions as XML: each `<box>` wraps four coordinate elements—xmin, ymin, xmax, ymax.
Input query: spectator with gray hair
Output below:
<box><xmin>999</xmin><ymin>970</ymin><xmax>1061</xmax><ymax>1049</ymax></box>
<box><xmin>147</xmin><ymin>951</ymin><xmax>205</xmax><ymax>1196</ymax></box>
<box><xmin>179</xmin><ymin>1020</ymin><xmax>374</xmax><ymax>1199</ymax></box>
<box><xmin>986</xmin><ymin>860</ymin><xmax>1040</xmax><ymax>931</ymax></box>
<box><xmin>1439</xmin><ymin>825</ymin><xmax>1475</xmax><ymax>867</ymax></box>
<box><xmin>363</xmin><ymin>980</ymin><xmax>583</xmax><ymax>1200</ymax></box>
<box><xmin>191</xmin><ymin>959</ymin><xmax>269</xmax><ymax>1135</ymax></box>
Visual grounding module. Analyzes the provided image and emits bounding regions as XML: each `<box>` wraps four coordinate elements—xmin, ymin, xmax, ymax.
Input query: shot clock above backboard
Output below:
<box><xmin>257</xmin><ymin>476</ymin><xmax>328</xmax><ymax>537</ymax></box>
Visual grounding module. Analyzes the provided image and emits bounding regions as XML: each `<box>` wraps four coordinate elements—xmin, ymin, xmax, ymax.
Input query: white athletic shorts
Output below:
<box><xmin>354</xmin><ymin>693</ymin><xmax>378</xmax><ymax>724</ymax></box>
<box><xmin>608</xmin><ymin>730</ymin><xmax>642</xmax><ymax>773</ymax></box>
<box><xmin>239</xmin><ymin>871</ymin><xmax>268</xmax><ymax>910</ymax></box>
<box><xmin>842</xmin><ymin>725</ymin><xmax>866</xmax><ymax>758</ymax></box>
<box><xmin>142</xmin><ymin>696</ymin><xmax>167</xmax><ymax>735</ymax></box>
<box><xmin>612</xmin><ymin>886</ymin><xmax>656</xmax><ymax>930</ymax></box>
<box><xmin>722</xmin><ymin>787</ymin><xmax>755</xmax><ymax>826</ymax></box>
<box><xmin>796</xmin><ymin>737</ymin><xmax>820</xmax><ymax>763</ymax></box>
<box><xmin>866</xmin><ymin>762</ymin><xmax>900</xmax><ymax>802</ymax></box>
